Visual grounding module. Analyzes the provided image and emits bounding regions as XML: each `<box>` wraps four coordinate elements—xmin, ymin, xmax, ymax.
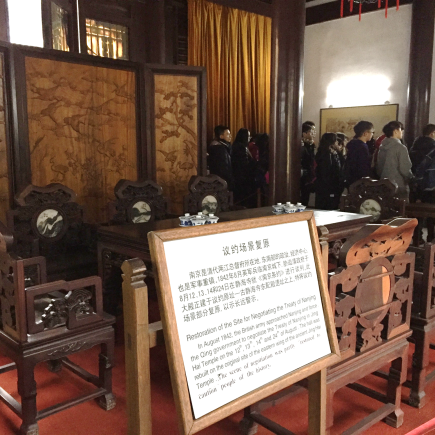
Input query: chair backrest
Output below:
<box><xmin>340</xmin><ymin>177</ymin><xmax>406</xmax><ymax>223</ymax></box>
<box><xmin>109</xmin><ymin>179</ymin><xmax>168</xmax><ymax>224</ymax></box>
<box><xmin>329</xmin><ymin>218</ymin><xmax>417</xmax><ymax>361</ymax></box>
<box><xmin>7</xmin><ymin>183</ymin><xmax>86</xmax><ymax>257</ymax></box>
<box><xmin>0</xmin><ymin>247</ymin><xmax>104</xmax><ymax>343</ymax></box>
<box><xmin>184</xmin><ymin>174</ymin><xmax>233</xmax><ymax>215</ymax></box>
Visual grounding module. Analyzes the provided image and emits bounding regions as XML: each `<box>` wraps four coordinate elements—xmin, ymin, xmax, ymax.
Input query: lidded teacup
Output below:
<box><xmin>272</xmin><ymin>203</ymin><xmax>284</xmax><ymax>214</ymax></box>
<box><xmin>179</xmin><ymin>213</ymin><xmax>192</xmax><ymax>227</ymax></box>
<box><xmin>296</xmin><ymin>202</ymin><xmax>306</xmax><ymax>212</ymax></box>
<box><xmin>191</xmin><ymin>215</ymin><xmax>207</xmax><ymax>226</ymax></box>
<box><xmin>205</xmin><ymin>213</ymin><xmax>219</xmax><ymax>224</ymax></box>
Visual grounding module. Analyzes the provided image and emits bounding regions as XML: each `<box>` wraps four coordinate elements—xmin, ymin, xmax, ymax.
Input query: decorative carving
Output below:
<box><xmin>154</xmin><ymin>74</ymin><xmax>199</xmax><ymax>215</ymax></box>
<box><xmin>25</xmin><ymin>56</ymin><xmax>137</xmax><ymax>223</ymax></box>
<box><xmin>110</xmin><ymin>179</ymin><xmax>168</xmax><ymax>224</ymax></box>
<box><xmin>47</xmin><ymin>341</ymin><xmax>86</xmax><ymax>356</ymax></box>
<box><xmin>340</xmin><ymin>177</ymin><xmax>406</xmax><ymax>223</ymax></box>
<box><xmin>329</xmin><ymin>240</ymin><xmax>414</xmax><ymax>359</ymax></box>
<box><xmin>358</xmin><ymin>324</ymin><xmax>384</xmax><ymax>352</ymax></box>
<box><xmin>339</xmin><ymin>218</ymin><xmax>417</xmax><ymax>266</ymax></box>
<box><xmin>184</xmin><ymin>175</ymin><xmax>232</xmax><ymax>215</ymax></box>
<box><xmin>41</xmin><ymin>288</ymin><xmax>93</xmax><ymax>330</ymax></box>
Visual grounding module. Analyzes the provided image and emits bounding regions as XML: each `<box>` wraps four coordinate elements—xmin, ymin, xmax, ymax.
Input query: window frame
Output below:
<box><xmin>78</xmin><ymin>0</ymin><xmax>131</xmax><ymax>60</ymax></box>
<box><xmin>41</xmin><ymin>0</ymin><xmax>78</xmax><ymax>52</ymax></box>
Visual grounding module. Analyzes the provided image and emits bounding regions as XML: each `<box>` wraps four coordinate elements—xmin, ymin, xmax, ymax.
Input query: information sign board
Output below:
<box><xmin>149</xmin><ymin>212</ymin><xmax>339</xmax><ymax>435</ymax></box>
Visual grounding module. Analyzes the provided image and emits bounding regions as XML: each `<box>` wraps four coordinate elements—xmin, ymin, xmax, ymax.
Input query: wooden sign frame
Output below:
<box><xmin>148</xmin><ymin>211</ymin><xmax>340</xmax><ymax>435</ymax></box>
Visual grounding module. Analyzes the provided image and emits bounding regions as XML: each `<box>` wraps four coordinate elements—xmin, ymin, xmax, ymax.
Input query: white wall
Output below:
<box><xmin>303</xmin><ymin>4</ymin><xmax>412</xmax><ymax>137</ymax></box>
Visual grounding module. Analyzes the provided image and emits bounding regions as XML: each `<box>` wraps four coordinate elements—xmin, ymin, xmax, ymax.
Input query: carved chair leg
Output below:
<box><xmin>384</xmin><ymin>352</ymin><xmax>406</xmax><ymax>428</ymax></box>
<box><xmin>239</xmin><ymin>406</ymin><xmax>259</xmax><ymax>435</ymax></box>
<box><xmin>17</xmin><ymin>360</ymin><xmax>39</xmax><ymax>435</ymax></box>
<box><xmin>46</xmin><ymin>359</ymin><xmax>63</xmax><ymax>373</ymax></box>
<box><xmin>97</xmin><ymin>339</ymin><xmax>116</xmax><ymax>411</ymax></box>
<box><xmin>409</xmin><ymin>328</ymin><xmax>430</xmax><ymax>408</ymax></box>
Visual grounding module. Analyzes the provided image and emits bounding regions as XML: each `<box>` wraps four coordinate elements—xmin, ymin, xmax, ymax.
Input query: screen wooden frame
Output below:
<box><xmin>148</xmin><ymin>211</ymin><xmax>340</xmax><ymax>435</ymax></box>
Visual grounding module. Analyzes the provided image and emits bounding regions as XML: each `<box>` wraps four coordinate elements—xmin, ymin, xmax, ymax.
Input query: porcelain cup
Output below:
<box><xmin>272</xmin><ymin>203</ymin><xmax>284</xmax><ymax>214</ymax></box>
<box><xmin>284</xmin><ymin>204</ymin><xmax>297</xmax><ymax>213</ymax></box>
<box><xmin>191</xmin><ymin>215</ymin><xmax>207</xmax><ymax>226</ymax></box>
<box><xmin>179</xmin><ymin>214</ymin><xmax>192</xmax><ymax>227</ymax></box>
<box><xmin>206</xmin><ymin>214</ymin><xmax>219</xmax><ymax>224</ymax></box>
<box><xmin>296</xmin><ymin>203</ymin><xmax>306</xmax><ymax>212</ymax></box>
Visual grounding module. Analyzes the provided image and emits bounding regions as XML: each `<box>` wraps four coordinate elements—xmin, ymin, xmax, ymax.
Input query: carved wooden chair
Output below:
<box><xmin>7</xmin><ymin>183</ymin><xmax>97</xmax><ymax>281</ymax></box>
<box><xmin>405</xmin><ymin>241</ymin><xmax>435</xmax><ymax>408</ymax></box>
<box><xmin>340</xmin><ymin>177</ymin><xmax>406</xmax><ymax>223</ymax></box>
<box><xmin>183</xmin><ymin>174</ymin><xmax>233</xmax><ymax>215</ymax></box>
<box><xmin>241</xmin><ymin>218</ymin><xmax>417</xmax><ymax>435</ymax></box>
<box><xmin>108</xmin><ymin>179</ymin><xmax>170</xmax><ymax>224</ymax></box>
<box><xmin>0</xmin><ymin>230</ymin><xmax>116</xmax><ymax>435</ymax></box>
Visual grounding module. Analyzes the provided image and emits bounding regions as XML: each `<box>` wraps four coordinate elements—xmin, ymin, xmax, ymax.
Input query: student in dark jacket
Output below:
<box><xmin>232</xmin><ymin>128</ymin><xmax>258</xmax><ymax>208</ymax></box>
<box><xmin>409</xmin><ymin>124</ymin><xmax>435</xmax><ymax>174</ymax></box>
<box><xmin>315</xmin><ymin>133</ymin><xmax>343</xmax><ymax>210</ymax></box>
<box><xmin>344</xmin><ymin>121</ymin><xmax>374</xmax><ymax>187</ymax></box>
<box><xmin>208</xmin><ymin>125</ymin><xmax>234</xmax><ymax>191</ymax></box>
<box><xmin>300</xmin><ymin>122</ymin><xmax>316</xmax><ymax>206</ymax></box>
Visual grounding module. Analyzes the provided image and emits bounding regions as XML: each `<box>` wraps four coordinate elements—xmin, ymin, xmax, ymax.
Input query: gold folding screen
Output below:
<box><xmin>25</xmin><ymin>57</ymin><xmax>137</xmax><ymax>223</ymax></box>
<box><xmin>0</xmin><ymin>53</ymin><xmax>9</xmax><ymax>223</ymax></box>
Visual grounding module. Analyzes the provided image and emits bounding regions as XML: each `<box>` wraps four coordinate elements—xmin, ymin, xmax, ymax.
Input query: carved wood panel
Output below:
<box><xmin>154</xmin><ymin>74</ymin><xmax>199</xmax><ymax>215</ymax></box>
<box><xmin>329</xmin><ymin>252</ymin><xmax>414</xmax><ymax>361</ymax></box>
<box><xmin>0</xmin><ymin>53</ymin><xmax>9</xmax><ymax>223</ymax></box>
<box><xmin>25</xmin><ymin>56</ymin><xmax>138</xmax><ymax>223</ymax></box>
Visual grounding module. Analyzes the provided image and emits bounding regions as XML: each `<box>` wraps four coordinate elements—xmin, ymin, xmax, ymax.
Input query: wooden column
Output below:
<box><xmin>269</xmin><ymin>0</ymin><xmax>305</xmax><ymax>205</ymax></box>
<box><xmin>405</xmin><ymin>0</ymin><xmax>435</xmax><ymax>146</ymax></box>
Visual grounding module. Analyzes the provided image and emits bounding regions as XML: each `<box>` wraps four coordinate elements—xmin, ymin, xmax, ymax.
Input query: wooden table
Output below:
<box><xmin>98</xmin><ymin>208</ymin><xmax>372</xmax><ymax>313</ymax></box>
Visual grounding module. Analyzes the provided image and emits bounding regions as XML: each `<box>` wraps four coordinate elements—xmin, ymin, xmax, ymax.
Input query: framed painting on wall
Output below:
<box><xmin>320</xmin><ymin>104</ymin><xmax>399</xmax><ymax>140</ymax></box>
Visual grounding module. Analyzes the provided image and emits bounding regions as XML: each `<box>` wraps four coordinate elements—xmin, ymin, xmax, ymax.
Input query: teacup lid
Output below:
<box><xmin>286</xmin><ymin>202</ymin><xmax>291</xmax><ymax>205</ymax></box>
<box><xmin>209</xmin><ymin>213</ymin><xmax>214</xmax><ymax>217</ymax></box>
<box><xmin>277</xmin><ymin>203</ymin><xmax>282</xmax><ymax>206</ymax></box>
<box><xmin>297</xmin><ymin>202</ymin><xmax>302</xmax><ymax>206</ymax></box>
<box><xmin>198</xmin><ymin>212</ymin><xmax>203</xmax><ymax>215</ymax></box>
<box><xmin>185</xmin><ymin>213</ymin><xmax>190</xmax><ymax>216</ymax></box>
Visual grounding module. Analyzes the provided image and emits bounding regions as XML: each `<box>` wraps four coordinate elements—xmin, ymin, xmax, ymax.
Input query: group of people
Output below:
<box><xmin>207</xmin><ymin>125</ymin><xmax>269</xmax><ymax>208</ymax></box>
<box><xmin>300</xmin><ymin>119</ymin><xmax>435</xmax><ymax>210</ymax></box>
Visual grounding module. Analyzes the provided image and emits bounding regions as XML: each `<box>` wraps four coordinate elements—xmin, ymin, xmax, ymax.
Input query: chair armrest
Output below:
<box><xmin>26</xmin><ymin>276</ymin><xmax>104</xmax><ymax>334</ymax></box>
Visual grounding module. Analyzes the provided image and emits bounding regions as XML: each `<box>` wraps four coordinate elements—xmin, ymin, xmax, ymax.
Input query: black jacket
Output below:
<box><xmin>208</xmin><ymin>139</ymin><xmax>234</xmax><ymax>191</ymax></box>
<box><xmin>301</xmin><ymin>141</ymin><xmax>316</xmax><ymax>185</ymax></box>
<box><xmin>315</xmin><ymin>150</ymin><xmax>342</xmax><ymax>196</ymax></box>
<box><xmin>232</xmin><ymin>142</ymin><xmax>257</xmax><ymax>203</ymax></box>
<box><xmin>409</xmin><ymin>136</ymin><xmax>435</xmax><ymax>174</ymax></box>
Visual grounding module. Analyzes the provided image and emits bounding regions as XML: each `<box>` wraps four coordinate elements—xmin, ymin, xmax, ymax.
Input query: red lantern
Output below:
<box><xmin>340</xmin><ymin>0</ymin><xmax>399</xmax><ymax>19</ymax></box>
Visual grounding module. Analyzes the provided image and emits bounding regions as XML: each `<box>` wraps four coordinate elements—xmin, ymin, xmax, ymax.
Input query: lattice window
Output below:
<box><xmin>51</xmin><ymin>2</ymin><xmax>70</xmax><ymax>52</ymax></box>
<box><xmin>85</xmin><ymin>19</ymin><xmax>129</xmax><ymax>60</ymax></box>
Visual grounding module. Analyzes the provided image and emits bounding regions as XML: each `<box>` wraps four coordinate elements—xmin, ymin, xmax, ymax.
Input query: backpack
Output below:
<box><xmin>414</xmin><ymin>148</ymin><xmax>435</xmax><ymax>191</ymax></box>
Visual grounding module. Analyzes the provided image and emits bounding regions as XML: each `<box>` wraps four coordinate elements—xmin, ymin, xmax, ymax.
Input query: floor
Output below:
<box><xmin>0</xmin><ymin>336</ymin><xmax>434</xmax><ymax>434</ymax></box>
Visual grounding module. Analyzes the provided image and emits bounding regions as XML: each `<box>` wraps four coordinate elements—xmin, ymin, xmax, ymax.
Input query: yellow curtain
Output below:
<box><xmin>188</xmin><ymin>0</ymin><xmax>271</xmax><ymax>141</ymax></box>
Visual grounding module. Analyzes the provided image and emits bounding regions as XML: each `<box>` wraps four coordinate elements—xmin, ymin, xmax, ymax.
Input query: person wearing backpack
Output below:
<box><xmin>376</xmin><ymin>121</ymin><xmax>413</xmax><ymax>202</ymax></box>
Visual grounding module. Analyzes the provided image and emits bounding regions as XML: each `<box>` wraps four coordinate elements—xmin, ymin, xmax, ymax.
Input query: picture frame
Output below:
<box><xmin>320</xmin><ymin>104</ymin><xmax>399</xmax><ymax>139</ymax></box>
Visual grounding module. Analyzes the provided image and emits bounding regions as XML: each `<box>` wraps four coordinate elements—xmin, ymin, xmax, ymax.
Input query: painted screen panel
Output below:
<box><xmin>154</xmin><ymin>74</ymin><xmax>198</xmax><ymax>215</ymax></box>
<box><xmin>26</xmin><ymin>57</ymin><xmax>137</xmax><ymax>223</ymax></box>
